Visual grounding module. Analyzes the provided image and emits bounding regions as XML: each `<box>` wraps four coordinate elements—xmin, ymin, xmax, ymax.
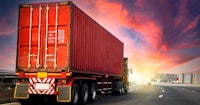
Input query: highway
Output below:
<box><xmin>2</xmin><ymin>85</ymin><xmax>200</xmax><ymax>105</ymax></box>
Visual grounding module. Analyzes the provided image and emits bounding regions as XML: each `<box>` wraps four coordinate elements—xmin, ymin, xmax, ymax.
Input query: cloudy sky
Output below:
<box><xmin>0</xmin><ymin>0</ymin><xmax>200</xmax><ymax>81</ymax></box>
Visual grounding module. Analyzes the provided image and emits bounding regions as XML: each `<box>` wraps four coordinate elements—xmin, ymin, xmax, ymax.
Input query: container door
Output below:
<box><xmin>43</xmin><ymin>4</ymin><xmax>71</xmax><ymax>71</ymax></box>
<box><xmin>18</xmin><ymin>5</ymin><xmax>43</xmax><ymax>71</ymax></box>
<box><xmin>17</xmin><ymin>3</ymin><xmax>70</xmax><ymax>71</ymax></box>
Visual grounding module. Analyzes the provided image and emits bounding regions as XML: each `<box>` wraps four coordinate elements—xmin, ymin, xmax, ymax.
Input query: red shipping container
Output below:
<box><xmin>16</xmin><ymin>2</ymin><xmax>123</xmax><ymax>77</ymax></box>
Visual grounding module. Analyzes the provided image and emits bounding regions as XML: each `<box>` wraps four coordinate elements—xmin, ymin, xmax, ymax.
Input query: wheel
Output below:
<box><xmin>71</xmin><ymin>83</ymin><xmax>79</xmax><ymax>105</ymax></box>
<box><xmin>125</xmin><ymin>89</ymin><xmax>128</xmax><ymax>94</ymax></box>
<box><xmin>123</xmin><ymin>84</ymin><xmax>128</xmax><ymax>94</ymax></box>
<box><xmin>89</xmin><ymin>83</ymin><xmax>96</xmax><ymax>102</ymax></box>
<box><xmin>122</xmin><ymin>86</ymin><xmax>126</xmax><ymax>94</ymax></box>
<box><xmin>118</xmin><ymin>87</ymin><xmax>122</xmax><ymax>95</ymax></box>
<box><xmin>116</xmin><ymin>81</ymin><xmax>122</xmax><ymax>95</ymax></box>
<box><xmin>81</xmin><ymin>83</ymin><xmax>89</xmax><ymax>105</ymax></box>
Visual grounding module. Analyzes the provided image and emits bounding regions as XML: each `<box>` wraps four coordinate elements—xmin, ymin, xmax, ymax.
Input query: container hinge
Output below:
<box><xmin>46</xmin><ymin>54</ymin><xmax>54</xmax><ymax>57</ymax></box>
<box><xmin>47</xmin><ymin>59</ymin><xmax>55</xmax><ymax>62</ymax></box>
<box><xmin>29</xmin><ymin>54</ymin><xmax>37</xmax><ymax>57</ymax></box>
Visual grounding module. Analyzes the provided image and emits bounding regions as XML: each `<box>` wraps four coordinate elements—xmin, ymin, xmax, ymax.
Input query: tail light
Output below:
<box><xmin>58</xmin><ymin>79</ymin><xmax>67</xmax><ymax>85</ymax></box>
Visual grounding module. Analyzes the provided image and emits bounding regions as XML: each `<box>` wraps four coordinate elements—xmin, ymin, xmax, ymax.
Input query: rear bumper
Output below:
<box><xmin>14</xmin><ymin>79</ymin><xmax>71</xmax><ymax>103</ymax></box>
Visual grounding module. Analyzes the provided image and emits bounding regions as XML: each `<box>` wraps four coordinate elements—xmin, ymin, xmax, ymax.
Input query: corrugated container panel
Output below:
<box><xmin>71</xmin><ymin>4</ymin><xmax>123</xmax><ymax>76</ymax></box>
<box><xmin>16</xmin><ymin>2</ymin><xmax>123</xmax><ymax>77</ymax></box>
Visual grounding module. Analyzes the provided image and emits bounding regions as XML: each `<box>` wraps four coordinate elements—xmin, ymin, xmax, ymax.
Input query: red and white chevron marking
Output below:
<box><xmin>28</xmin><ymin>78</ymin><xmax>55</xmax><ymax>94</ymax></box>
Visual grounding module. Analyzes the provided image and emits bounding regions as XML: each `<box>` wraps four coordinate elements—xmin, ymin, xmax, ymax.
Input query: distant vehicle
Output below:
<box><xmin>14</xmin><ymin>1</ymin><xmax>128</xmax><ymax>105</ymax></box>
<box><xmin>147</xmin><ymin>82</ymin><xmax>151</xmax><ymax>85</ymax></box>
<box><xmin>0</xmin><ymin>73</ymin><xmax>17</xmax><ymax>90</ymax></box>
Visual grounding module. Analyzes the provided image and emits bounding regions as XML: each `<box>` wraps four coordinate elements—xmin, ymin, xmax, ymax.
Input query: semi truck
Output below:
<box><xmin>14</xmin><ymin>1</ymin><xmax>128</xmax><ymax>105</ymax></box>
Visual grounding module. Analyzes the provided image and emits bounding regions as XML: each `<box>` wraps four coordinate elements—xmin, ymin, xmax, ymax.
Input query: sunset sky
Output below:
<box><xmin>0</xmin><ymin>0</ymin><xmax>200</xmax><ymax>81</ymax></box>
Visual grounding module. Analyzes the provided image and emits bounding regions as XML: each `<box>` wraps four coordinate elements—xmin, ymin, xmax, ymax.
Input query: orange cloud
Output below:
<box><xmin>73</xmin><ymin>0</ymin><xmax>175</xmax><ymax>79</ymax></box>
<box><xmin>72</xmin><ymin>0</ymin><xmax>200</xmax><ymax>81</ymax></box>
<box><xmin>95</xmin><ymin>0</ymin><xmax>163</xmax><ymax>49</ymax></box>
<box><xmin>132</xmin><ymin>19</ymin><xmax>163</xmax><ymax>49</ymax></box>
<box><xmin>161</xmin><ymin>44</ymin><xmax>168</xmax><ymax>51</ymax></box>
<box><xmin>0</xmin><ymin>0</ymin><xmax>199</xmax><ymax>78</ymax></box>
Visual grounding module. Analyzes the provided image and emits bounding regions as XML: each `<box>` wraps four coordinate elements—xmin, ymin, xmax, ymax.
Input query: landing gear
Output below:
<box><xmin>112</xmin><ymin>80</ymin><xmax>127</xmax><ymax>95</ymax></box>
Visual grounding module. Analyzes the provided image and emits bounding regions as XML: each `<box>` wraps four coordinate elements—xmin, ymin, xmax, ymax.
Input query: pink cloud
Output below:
<box><xmin>95</xmin><ymin>0</ymin><xmax>163</xmax><ymax>49</ymax></box>
<box><xmin>175</xmin><ymin>0</ymin><xmax>188</xmax><ymax>27</ymax></box>
<box><xmin>167</xmin><ymin>56</ymin><xmax>200</xmax><ymax>73</ymax></box>
<box><xmin>0</xmin><ymin>47</ymin><xmax>16</xmax><ymax>70</ymax></box>
<box><xmin>0</xmin><ymin>17</ymin><xmax>16</xmax><ymax>36</ymax></box>
<box><xmin>73</xmin><ymin>0</ymin><xmax>179</xmax><ymax>78</ymax></box>
<box><xmin>134</xmin><ymin>0</ymin><xmax>145</xmax><ymax>7</ymax></box>
<box><xmin>18</xmin><ymin>0</ymin><xmax>196</xmax><ymax>80</ymax></box>
<box><xmin>183</xmin><ymin>15</ymin><xmax>200</xmax><ymax>33</ymax></box>
<box><xmin>177</xmin><ymin>40</ymin><xmax>200</xmax><ymax>49</ymax></box>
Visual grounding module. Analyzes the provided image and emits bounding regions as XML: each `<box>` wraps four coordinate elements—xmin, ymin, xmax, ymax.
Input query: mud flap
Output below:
<box><xmin>57</xmin><ymin>86</ymin><xmax>71</xmax><ymax>102</ymax></box>
<box><xmin>14</xmin><ymin>83</ymin><xmax>29</xmax><ymax>99</ymax></box>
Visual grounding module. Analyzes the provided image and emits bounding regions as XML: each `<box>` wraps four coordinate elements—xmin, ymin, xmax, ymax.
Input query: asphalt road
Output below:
<box><xmin>2</xmin><ymin>85</ymin><xmax>200</xmax><ymax>105</ymax></box>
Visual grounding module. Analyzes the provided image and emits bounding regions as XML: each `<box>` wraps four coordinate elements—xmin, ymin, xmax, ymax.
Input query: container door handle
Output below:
<box><xmin>36</xmin><ymin>5</ymin><xmax>42</xmax><ymax>69</ymax></box>
<box><xmin>54</xmin><ymin>4</ymin><xmax>59</xmax><ymax>70</ymax></box>
<box><xmin>28</xmin><ymin>5</ymin><xmax>33</xmax><ymax>70</ymax></box>
<box><xmin>44</xmin><ymin>4</ymin><xmax>49</xmax><ymax>70</ymax></box>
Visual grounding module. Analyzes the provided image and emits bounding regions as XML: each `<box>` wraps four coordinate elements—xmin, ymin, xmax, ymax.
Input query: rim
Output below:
<box><xmin>74</xmin><ymin>88</ymin><xmax>78</xmax><ymax>104</ymax></box>
<box><xmin>119</xmin><ymin>88</ymin><xmax>122</xmax><ymax>94</ymax></box>
<box><xmin>92</xmin><ymin>89</ymin><xmax>96</xmax><ymax>99</ymax></box>
<box><xmin>84</xmin><ymin>89</ymin><xmax>88</xmax><ymax>101</ymax></box>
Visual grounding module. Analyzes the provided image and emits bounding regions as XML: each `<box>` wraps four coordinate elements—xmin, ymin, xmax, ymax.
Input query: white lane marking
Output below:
<box><xmin>158</xmin><ymin>94</ymin><xmax>163</xmax><ymax>98</ymax></box>
<box><xmin>1</xmin><ymin>102</ymin><xmax>19</xmax><ymax>105</ymax></box>
<box><xmin>192</xmin><ymin>91</ymin><xmax>196</xmax><ymax>93</ymax></box>
<box><xmin>162</xmin><ymin>90</ymin><xmax>165</xmax><ymax>92</ymax></box>
<box><xmin>129</xmin><ymin>90</ymin><xmax>133</xmax><ymax>92</ymax></box>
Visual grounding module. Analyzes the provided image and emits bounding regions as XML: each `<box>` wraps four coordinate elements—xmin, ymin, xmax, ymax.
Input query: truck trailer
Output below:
<box><xmin>14</xmin><ymin>1</ymin><xmax>127</xmax><ymax>105</ymax></box>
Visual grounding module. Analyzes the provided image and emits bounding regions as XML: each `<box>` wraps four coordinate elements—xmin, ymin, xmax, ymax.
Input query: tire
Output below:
<box><xmin>118</xmin><ymin>87</ymin><xmax>122</xmax><ymax>95</ymax></box>
<box><xmin>89</xmin><ymin>83</ymin><xmax>96</xmax><ymax>102</ymax></box>
<box><xmin>81</xmin><ymin>83</ymin><xmax>89</xmax><ymax>105</ymax></box>
<box><xmin>71</xmin><ymin>83</ymin><xmax>79</xmax><ymax>105</ymax></box>
<box><xmin>124</xmin><ymin>85</ymin><xmax>128</xmax><ymax>94</ymax></box>
<box><xmin>117</xmin><ymin>81</ymin><xmax>122</xmax><ymax>95</ymax></box>
<box><xmin>125</xmin><ymin>89</ymin><xmax>128</xmax><ymax>94</ymax></box>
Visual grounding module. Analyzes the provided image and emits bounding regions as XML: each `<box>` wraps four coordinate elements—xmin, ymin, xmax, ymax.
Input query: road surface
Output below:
<box><xmin>2</xmin><ymin>85</ymin><xmax>200</xmax><ymax>105</ymax></box>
